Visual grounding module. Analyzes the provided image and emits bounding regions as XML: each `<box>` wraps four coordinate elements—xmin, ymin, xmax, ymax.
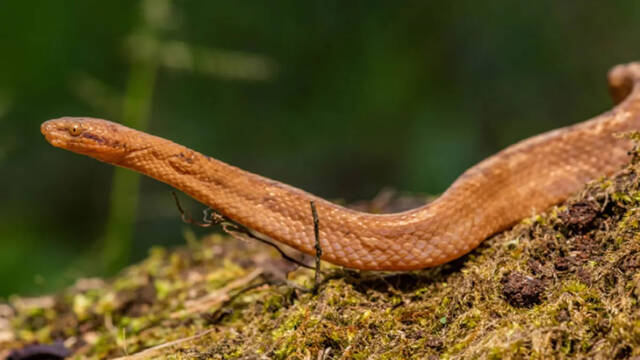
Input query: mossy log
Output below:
<box><xmin>4</xmin><ymin>145</ymin><xmax>640</xmax><ymax>359</ymax></box>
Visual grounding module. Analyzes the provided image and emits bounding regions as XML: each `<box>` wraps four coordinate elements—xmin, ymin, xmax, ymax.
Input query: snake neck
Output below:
<box><xmin>112</xmin><ymin>133</ymin><xmax>453</xmax><ymax>269</ymax></box>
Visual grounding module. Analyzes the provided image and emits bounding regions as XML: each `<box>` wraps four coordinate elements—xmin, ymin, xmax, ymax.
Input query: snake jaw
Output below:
<box><xmin>41</xmin><ymin>117</ymin><xmax>130</xmax><ymax>163</ymax></box>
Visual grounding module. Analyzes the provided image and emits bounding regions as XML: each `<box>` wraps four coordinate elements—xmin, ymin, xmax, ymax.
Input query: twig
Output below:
<box><xmin>310</xmin><ymin>201</ymin><xmax>322</xmax><ymax>294</ymax></box>
<box><xmin>121</xmin><ymin>328</ymin><xmax>128</xmax><ymax>356</ymax></box>
<box><xmin>318</xmin><ymin>347</ymin><xmax>332</xmax><ymax>360</ymax></box>
<box><xmin>111</xmin><ymin>329</ymin><xmax>216</xmax><ymax>360</ymax></box>
<box><xmin>172</xmin><ymin>192</ymin><xmax>315</xmax><ymax>270</ymax></box>
<box><xmin>207</xmin><ymin>275</ymin><xmax>314</xmax><ymax>324</ymax></box>
<box><xmin>206</xmin><ymin>281</ymin><xmax>269</xmax><ymax>324</ymax></box>
<box><xmin>171</xmin><ymin>192</ymin><xmax>215</xmax><ymax>227</ymax></box>
<box><xmin>222</xmin><ymin>222</ymin><xmax>315</xmax><ymax>270</ymax></box>
<box><xmin>170</xmin><ymin>268</ymin><xmax>263</xmax><ymax>319</ymax></box>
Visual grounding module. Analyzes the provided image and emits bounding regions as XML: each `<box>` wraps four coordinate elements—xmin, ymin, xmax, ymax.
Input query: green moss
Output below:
<box><xmin>6</xmin><ymin>142</ymin><xmax>640</xmax><ymax>359</ymax></box>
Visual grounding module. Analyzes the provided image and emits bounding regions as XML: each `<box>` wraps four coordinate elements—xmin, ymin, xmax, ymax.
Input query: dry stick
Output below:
<box><xmin>222</xmin><ymin>223</ymin><xmax>315</xmax><ymax>271</ymax></box>
<box><xmin>207</xmin><ymin>281</ymin><xmax>269</xmax><ymax>324</ymax></box>
<box><xmin>171</xmin><ymin>192</ymin><xmax>214</xmax><ymax>227</ymax></box>
<box><xmin>199</xmin><ymin>263</ymin><xmax>310</xmax><ymax>321</ymax></box>
<box><xmin>310</xmin><ymin>201</ymin><xmax>322</xmax><ymax>294</ymax></box>
<box><xmin>318</xmin><ymin>347</ymin><xmax>332</xmax><ymax>360</ymax></box>
<box><xmin>172</xmin><ymin>193</ymin><xmax>324</xmax><ymax>296</ymax></box>
<box><xmin>171</xmin><ymin>192</ymin><xmax>314</xmax><ymax>270</ymax></box>
<box><xmin>111</xmin><ymin>329</ymin><xmax>216</xmax><ymax>360</ymax></box>
<box><xmin>170</xmin><ymin>268</ymin><xmax>263</xmax><ymax>319</ymax></box>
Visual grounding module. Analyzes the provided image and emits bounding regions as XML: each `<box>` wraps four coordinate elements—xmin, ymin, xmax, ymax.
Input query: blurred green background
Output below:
<box><xmin>0</xmin><ymin>1</ymin><xmax>638</xmax><ymax>297</ymax></box>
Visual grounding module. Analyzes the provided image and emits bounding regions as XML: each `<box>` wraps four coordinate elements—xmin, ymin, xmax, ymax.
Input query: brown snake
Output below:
<box><xmin>42</xmin><ymin>62</ymin><xmax>640</xmax><ymax>271</ymax></box>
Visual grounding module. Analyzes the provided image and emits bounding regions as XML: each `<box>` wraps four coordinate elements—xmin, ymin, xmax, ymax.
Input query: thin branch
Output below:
<box><xmin>206</xmin><ymin>281</ymin><xmax>269</xmax><ymax>324</ymax></box>
<box><xmin>311</xmin><ymin>201</ymin><xmax>322</xmax><ymax>294</ymax></box>
<box><xmin>318</xmin><ymin>347</ymin><xmax>332</xmax><ymax>360</ymax></box>
<box><xmin>171</xmin><ymin>192</ymin><xmax>214</xmax><ymax>227</ymax></box>
<box><xmin>222</xmin><ymin>223</ymin><xmax>315</xmax><ymax>270</ymax></box>
<box><xmin>170</xmin><ymin>268</ymin><xmax>263</xmax><ymax>319</ymax></box>
<box><xmin>111</xmin><ymin>329</ymin><xmax>216</xmax><ymax>360</ymax></box>
<box><xmin>171</xmin><ymin>192</ymin><xmax>315</xmax><ymax>270</ymax></box>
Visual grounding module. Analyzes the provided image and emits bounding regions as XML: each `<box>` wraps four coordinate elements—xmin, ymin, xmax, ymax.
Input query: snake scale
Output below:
<box><xmin>41</xmin><ymin>62</ymin><xmax>640</xmax><ymax>270</ymax></box>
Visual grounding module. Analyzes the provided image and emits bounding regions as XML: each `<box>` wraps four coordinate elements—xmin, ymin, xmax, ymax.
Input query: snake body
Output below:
<box><xmin>41</xmin><ymin>62</ymin><xmax>640</xmax><ymax>270</ymax></box>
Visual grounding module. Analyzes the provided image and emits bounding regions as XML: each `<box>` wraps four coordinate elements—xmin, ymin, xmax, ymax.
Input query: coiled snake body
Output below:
<box><xmin>42</xmin><ymin>62</ymin><xmax>640</xmax><ymax>270</ymax></box>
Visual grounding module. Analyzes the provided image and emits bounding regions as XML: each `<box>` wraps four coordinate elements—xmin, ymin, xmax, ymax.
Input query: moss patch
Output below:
<box><xmin>5</xmin><ymin>150</ymin><xmax>640</xmax><ymax>359</ymax></box>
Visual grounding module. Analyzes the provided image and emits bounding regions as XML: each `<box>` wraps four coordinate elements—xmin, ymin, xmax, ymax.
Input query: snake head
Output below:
<box><xmin>41</xmin><ymin>117</ymin><xmax>134</xmax><ymax>164</ymax></box>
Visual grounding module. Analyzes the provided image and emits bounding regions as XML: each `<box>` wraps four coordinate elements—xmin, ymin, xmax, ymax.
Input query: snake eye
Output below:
<box><xmin>69</xmin><ymin>124</ymin><xmax>83</xmax><ymax>137</ymax></box>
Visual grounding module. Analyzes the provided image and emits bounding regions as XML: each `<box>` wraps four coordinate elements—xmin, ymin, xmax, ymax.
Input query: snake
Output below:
<box><xmin>41</xmin><ymin>62</ymin><xmax>640</xmax><ymax>271</ymax></box>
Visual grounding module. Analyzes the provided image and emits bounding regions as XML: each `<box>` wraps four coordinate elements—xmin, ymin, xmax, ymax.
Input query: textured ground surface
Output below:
<box><xmin>4</xmin><ymin>143</ymin><xmax>640</xmax><ymax>359</ymax></box>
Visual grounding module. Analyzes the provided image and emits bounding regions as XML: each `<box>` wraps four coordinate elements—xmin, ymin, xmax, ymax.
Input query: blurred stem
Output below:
<box><xmin>102</xmin><ymin>53</ymin><xmax>158</xmax><ymax>274</ymax></box>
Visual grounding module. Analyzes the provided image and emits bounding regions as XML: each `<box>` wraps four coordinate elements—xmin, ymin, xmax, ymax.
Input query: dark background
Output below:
<box><xmin>1</xmin><ymin>1</ymin><xmax>638</xmax><ymax>296</ymax></box>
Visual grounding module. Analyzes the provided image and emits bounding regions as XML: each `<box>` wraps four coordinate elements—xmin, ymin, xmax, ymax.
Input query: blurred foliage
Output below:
<box><xmin>0</xmin><ymin>1</ymin><xmax>639</xmax><ymax>296</ymax></box>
